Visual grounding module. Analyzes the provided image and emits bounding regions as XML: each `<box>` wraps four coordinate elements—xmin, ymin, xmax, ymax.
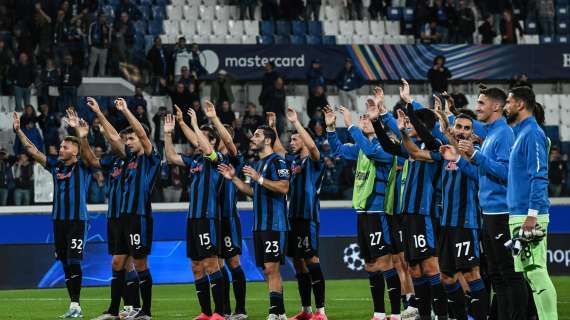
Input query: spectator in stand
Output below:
<box><xmin>320</xmin><ymin>156</ymin><xmax>340</xmax><ymax>200</ymax></box>
<box><xmin>449</xmin><ymin>83</ymin><xmax>468</xmax><ymax>108</ymax></box>
<box><xmin>335</xmin><ymin>58</ymin><xmax>364</xmax><ymax>111</ymax></box>
<box><xmin>89</xmin><ymin>117</ymin><xmax>108</xmax><ymax>150</ymax></box>
<box><xmin>369</xmin><ymin>0</ymin><xmax>388</xmax><ymax>20</ymax></box>
<box><xmin>478</xmin><ymin>13</ymin><xmax>497</xmax><ymax>44</ymax></box>
<box><xmin>500</xmin><ymin>9</ymin><xmax>523</xmax><ymax>44</ymax></box>
<box><xmin>482</xmin><ymin>0</ymin><xmax>508</xmax><ymax>34</ymax></box>
<box><xmin>167</xmin><ymin>82</ymin><xmax>200</xmax><ymax>118</ymax></box>
<box><xmin>51</xmin><ymin>9</ymin><xmax>70</xmax><ymax>65</ymax></box>
<box><xmin>346</xmin><ymin>0</ymin><xmax>363</xmax><ymax>20</ymax></box>
<box><xmin>10</xmin><ymin>52</ymin><xmax>35</xmax><ymax>112</ymax></box>
<box><xmin>307</xmin><ymin>58</ymin><xmax>325</xmax><ymax>98</ymax></box>
<box><xmin>134</xmin><ymin>105</ymin><xmax>152</xmax><ymax>134</ymax></box>
<box><xmin>11</xmin><ymin>26</ymin><xmax>35</xmax><ymax>58</ymax></box>
<box><xmin>37</xmin><ymin>104</ymin><xmax>61</xmax><ymax>147</ymax></box>
<box><xmin>88</xmin><ymin>171</ymin><xmax>106</xmax><ymax>204</ymax></box>
<box><xmin>210</xmin><ymin>69</ymin><xmax>235</xmax><ymax>108</ymax></box>
<box><xmin>259</xmin><ymin>61</ymin><xmax>280</xmax><ymax>111</ymax></box>
<box><xmin>456</xmin><ymin>0</ymin><xmax>475</xmax><ymax>43</ymax></box>
<box><xmin>420</xmin><ymin>20</ymin><xmax>443</xmax><ymax>43</ymax></box>
<box><xmin>0</xmin><ymin>40</ymin><xmax>14</xmax><ymax>95</ymax></box>
<box><xmin>12</xmin><ymin>153</ymin><xmax>33</xmax><ymax>206</ymax></box>
<box><xmin>510</xmin><ymin>73</ymin><xmax>533</xmax><ymax>88</ymax></box>
<box><xmin>147</xmin><ymin>36</ymin><xmax>168</xmax><ymax>94</ymax></box>
<box><xmin>549</xmin><ymin>146</ymin><xmax>567</xmax><ymax>197</ymax></box>
<box><xmin>427</xmin><ymin>55</ymin><xmax>452</xmax><ymax>93</ymax></box>
<box><xmin>127</xmin><ymin>86</ymin><xmax>148</xmax><ymax>113</ymax></box>
<box><xmin>88</xmin><ymin>13</ymin><xmax>112</xmax><ymax>77</ymax></box>
<box><xmin>218</xmin><ymin>100</ymin><xmax>238</xmax><ymax>128</ymax></box>
<box><xmin>34</xmin><ymin>3</ymin><xmax>53</xmax><ymax>60</ymax></box>
<box><xmin>177</xmin><ymin>66</ymin><xmax>201</xmax><ymax>92</ymax></box>
<box><xmin>240</xmin><ymin>0</ymin><xmax>257</xmax><ymax>20</ymax></box>
<box><xmin>0</xmin><ymin>148</ymin><xmax>12</xmax><ymax>206</ymax></box>
<box><xmin>113</xmin><ymin>12</ymin><xmax>135</xmax><ymax>64</ymax></box>
<box><xmin>308</xmin><ymin>119</ymin><xmax>326</xmax><ymax>150</ymax></box>
<box><xmin>305</xmin><ymin>0</ymin><xmax>322</xmax><ymax>21</ymax></box>
<box><xmin>67</xmin><ymin>17</ymin><xmax>88</xmax><ymax>71</ymax></box>
<box><xmin>39</xmin><ymin>58</ymin><xmax>60</xmax><ymax>113</ymax></box>
<box><xmin>188</xmin><ymin>43</ymin><xmax>207</xmax><ymax>78</ymax></box>
<box><xmin>261</xmin><ymin>0</ymin><xmax>279</xmax><ymax>20</ymax></box>
<box><xmin>190</xmin><ymin>100</ymin><xmax>208</xmax><ymax>126</ymax></box>
<box><xmin>259</xmin><ymin>76</ymin><xmax>287</xmax><ymax>134</ymax></box>
<box><xmin>152</xmin><ymin>106</ymin><xmax>168</xmax><ymax>155</ymax></box>
<box><xmin>414</xmin><ymin>0</ymin><xmax>432</xmax><ymax>37</ymax></box>
<box><xmin>161</xmin><ymin>163</ymin><xmax>183</xmax><ymax>202</ymax></box>
<box><xmin>0</xmin><ymin>4</ymin><xmax>13</xmax><ymax>33</ymax></box>
<box><xmin>281</xmin><ymin>0</ymin><xmax>304</xmax><ymax>20</ymax></box>
<box><xmin>170</xmin><ymin>37</ymin><xmax>192</xmax><ymax>79</ymax></box>
<box><xmin>241</xmin><ymin>102</ymin><xmax>264</xmax><ymax>134</ymax></box>
<box><xmin>307</xmin><ymin>85</ymin><xmax>328</xmax><ymax>120</ymax></box>
<box><xmin>20</xmin><ymin>105</ymin><xmax>38</xmax><ymax>128</ymax></box>
<box><xmin>59</xmin><ymin>54</ymin><xmax>82</xmax><ymax>113</ymax></box>
<box><xmin>432</xmin><ymin>0</ymin><xmax>450</xmax><ymax>42</ymax></box>
<box><xmin>115</xmin><ymin>0</ymin><xmax>141</xmax><ymax>21</ymax></box>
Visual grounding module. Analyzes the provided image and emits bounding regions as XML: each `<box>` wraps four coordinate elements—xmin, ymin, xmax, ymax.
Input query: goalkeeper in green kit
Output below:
<box><xmin>503</xmin><ymin>87</ymin><xmax>557</xmax><ymax>319</ymax></box>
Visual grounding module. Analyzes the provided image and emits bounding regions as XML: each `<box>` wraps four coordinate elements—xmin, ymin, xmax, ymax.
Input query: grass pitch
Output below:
<box><xmin>1</xmin><ymin>278</ymin><xmax>569</xmax><ymax>319</ymax></box>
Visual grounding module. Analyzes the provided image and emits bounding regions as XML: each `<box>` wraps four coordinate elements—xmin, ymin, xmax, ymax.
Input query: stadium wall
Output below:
<box><xmin>0</xmin><ymin>200</ymin><xmax>569</xmax><ymax>289</ymax></box>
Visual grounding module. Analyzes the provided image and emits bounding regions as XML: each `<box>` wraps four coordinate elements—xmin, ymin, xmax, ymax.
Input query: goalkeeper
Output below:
<box><xmin>503</xmin><ymin>87</ymin><xmax>557</xmax><ymax>319</ymax></box>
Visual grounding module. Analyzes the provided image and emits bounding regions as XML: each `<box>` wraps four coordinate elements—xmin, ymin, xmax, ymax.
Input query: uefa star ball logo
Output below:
<box><xmin>199</xmin><ymin>50</ymin><xmax>220</xmax><ymax>74</ymax></box>
<box><xmin>343</xmin><ymin>243</ymin><xmax>364</xmax><ymax>271</ymax></box>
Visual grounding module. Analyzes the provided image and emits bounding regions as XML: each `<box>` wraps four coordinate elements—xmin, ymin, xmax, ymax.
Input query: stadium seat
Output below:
<box><xmin>183</xmin><ymin>5</ymin><xmax>199</xmax><ymax>19</ymax></box>
<box><xmin>152</xmin><ymin>6</ymin><xmax>166</xmax><ymax>20</ymax></box>
<box><xmin>540</xmin><ymin>35</ymin><xmax>555</xmax><ymax>43</ymax></box>
<box><xmin>387</xmin><ymin>7</ymin><xmax>402</xmax><ymax>21</ymax></box>
<box><xmin>241</xmin><ymin>35</ymin><xmax>257</xmax><ymax>44</ymax></box>
<box><xmin>274</xmin><ymin>35</ymin><xmax>291</xmax><ymax>44</ymax></box>
<box><xmin>369</xmin><ymin>35</ymin><xmax>384</xmax><ymax>44</ymax></box>
<box><xmin>159</xmin><ymin>34</ymin><xmax>176</xmax><ymax>44</ymax></box>
<box><xmin>196</xmin><ymin>20</ymin><xmax>212</xmax><ymax>35</ymax></box>
<box><xmin>322</xmin><ymin>35</ymin><xmax>337</xmax><ymax>44</ymax></box>
<box><xmin>260</xmin><ymin>21</ymin><xmax>275</xmax><ymax>36</ymax></box>
<box><xmin>545</xmin><ymin>107</ymin><xmax>561</xmax><ymax>126</ymax></box>
<box><xmin>225</xmin><ymin>35</ymin><xmax>241</xmax><ymax>44</ymax></box>
<box><xmin>215</xmin><ymin>5</ymin><xmax>231</xmax><ymax>20</ymax></box>
<box><xmin>148</xmin><ymin>20</ymin><xmax>163</xmax><ymax>35</ymax></box>
<box><xmin>187</xmin><ymin>0</ymin><xmax>201</xmax><ymax>6</ymax></box>
<box><xmin>307</xmin><ymin>21</ymin><xmax>323</xmax><ymax>36</ymax></box>
<box><xmin>228</xmin><ymin>20</ymin><xmax>245</xmax><ymax>36</ymax></box>
<box><xmin>323</xmin><ymin>20</ymin><xmax>339</xmax><ymax>35</ymax></box>
<box><xmin>163</xmin><ymin>20</ymin><xmax>179</xmax><ymax>35</ymax></box>
<box><xmin>558</xmin><ymin>6</ymin><xmax>569</xmax><ymax>18</ymax></box>
<box><xmin>144</xmin><ymin>34</ymin><xmax>154</xmax><ymax>51</ymax></box>
<box><xmin>522</xmin><ymin>35</ymin><xmax>540</xmax><ymax>44</ymax></box>
<box><xmin>170</xmin><ymin>0</ymin><xmax>185</xmax><ymax>7</ymax></box>
<box><xmin>561</xmin><ymin>95</ymin><xmax>570</xmax><ymax>111</ymax></box>
<box><xmin>556</xmin><ymin>0</ymin><xmax>569</xmax><ymax>6</ymax></box>
<box><xmin>403</xmin><ymin>7</ymin><xmax>415</xmax><ymax>22</ymax></box>
<box><xmin>386</xmin><ymin>21</ymin><xmax>401</xmax><ymax>35</ymax></box>
<box><xmin>558</xmin><ymin>35</ymin><xmax>569</xmax><ymax>43</ymax></box>
<box><xmin>199</xmin><ymin>5</ymin><xmax>215</xmax><ymax>20</ymax></box>
<box><xmin>133</xmin><ymin>20</ymin><xmax>148</xmax><ymax>34</ymax></box>
<box><xmin>544</xmin><ymin>126</ymin><xmax>560</xmax><ymax>141</ymax></box>
<box><xmin>354</xmin><ymin>21</ymin><xmax>370</xmax><ymax>35</ymax></box>
<box><xmin>257</xmin><ymin>35</ymin><xmax>274</xmax><ymax>44</ymax></box>
<box><xmin>353</xmin><ymin>35</ymin><xmax>370</xmax><ymax>44</ymax></box>
<box><xmin>290</xmin><ymin>35</ymin><xmax>307</xmax><ymax>44</ymax></box>
<box><xmin>212</xmin><ymin>20</ymin><xmax>229</xmax><ymax>35</ymax></box>
<box><xmin>370</xmin><ymin>21</ymin><xmax>386</xmax><ymax>35</ymax></box>
<box><xmin>557</xmin><ymin>21</ymin><xmax>568</xmax><ymax>34</ymax></box>
<box><xmin>209</xmin><ymin>35</ymin><xmax>226</xmax><ymax>44</ymax></box>
<box><xmin>325</xmin><ymin>6</ymin><xmax>340</xmax><ymax>20</ymax></box>
<box><xmin>339</xmin><ymin>21</ymin><xmax>355</xmax><ymax>35</ymax></box>
<box><xmin>526</xmin><ymin>21</ymin><xmax>538</xmax><ymax>34</ymax></box>
<box><xmin>166</xmin><ymin>5</ymin><xmax>183</xmax><ymax>20</ymax></box>
<box><xmin>335</xmin><ymin>35</ymin><xmax>351</xmax><ymax>44</ymax></box>
<box><xmin>276</xmin><ymin>21</ymin><xmax>292</xmax><ymax>36</ymax></box>
<box><xmin>306</xmin><ymin>35</ymin><xmax>323</xmax><ymax>45</ymax></box>
<box><xmin>292</xmin><ymin>21</ymin><xmax>307</xmax><ymax>35</ymax></box>
<box><xmin>244</xmin><ymin>20</ymin><xmax>260</xmax><ymax>35</ymax></box>
<box><xmin>191</xmin><ymin>34</ymin><xmax>209</xmax><ymax>44</ymax></box>
<box><xmin>155</xmin><ymin>0</ymin><xmax>168</xmax><ymax>6</ymax></box>
<box><xmin>180</xmin><ymin>20</ymin><xmax>197</xmax><ymax>35</ymax></box>
<box><xmin>138</xmin><ymin>0</ymin><xmax>151</xmax><ymax>6</ymax></box>
<box><xmin>560</xmin><ymin>123</ymin><xmax>570</xmax><ymax>141</ymax></box>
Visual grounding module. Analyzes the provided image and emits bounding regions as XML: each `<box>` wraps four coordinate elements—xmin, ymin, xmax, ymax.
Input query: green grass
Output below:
<box><xmin>1</xmin><ymin>277</ymin><xmax>569</xmax><ymax>319</ymax></box>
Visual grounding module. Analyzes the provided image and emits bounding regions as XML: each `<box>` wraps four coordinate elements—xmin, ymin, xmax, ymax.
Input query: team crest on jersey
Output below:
<box><xmin>127</xmin><ymin>161</ymin><xmax>138</xmax><ymax>169</ymax></box>
<box><xmin>445</xmin><ymin>161</ymin><xmax>459</xmax><ymax>171</ymax></box>
<box><xmin>291</xmin><ymin>163</ymin><xmax>302</xmax><ymax>174</ymax></box>
<box><xmin>111</xmin><ymin>167</ymin><xmax>123</xmax><ymax>178</ymax></box>
<box><xmin>56</xmin><ymin>171</ymin><xmax>72</xmax><ymax>180</ymax></box>
<box><xmin>190</xmin><ymin>165</ymin><xmax>204</xmax><ymax>174</ymax></box>
<box><xmin>277</xmin><ymin>168</ymin><xmax>290</xmax><ymax>178</ymax></box>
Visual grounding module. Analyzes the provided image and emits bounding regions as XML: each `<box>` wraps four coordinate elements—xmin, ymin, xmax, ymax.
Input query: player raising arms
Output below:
<box><xmin>324</xmin><ymin>105</ymin><xmax>402</xmax><ymax>320</ymax></box>
<box><xmin>218</xmin><ymin>124</ymin><xmax>290</xmax><ymax>320</ymax></box>
<box><xmin>14</xmin><ymin>110</ymin><xmax>93</xmax><ymax>318</ymax></box>
<box><xmin>284</xmin><ymin>107</ymin><xmax>327</xmax><ymax>320</ymax></box>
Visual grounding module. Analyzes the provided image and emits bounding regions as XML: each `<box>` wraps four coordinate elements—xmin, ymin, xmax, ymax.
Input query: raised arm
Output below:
<box><xmin>287</xmin><ymin>106</ymin><xmax>319</xmax><ymax>161</ymax></box>
<box><xmin>323</xmin><ymin>106</ymin><xmax>358</xmax><ymax>160</ymax></box>
<box><xmin>406</xmin><ymin>103</ymin><xmax>441</xmax><ymax>151</ymax></box>
<box><xmin>204</xmin><ymin>100</ymin><xmax>237</xmax><ymax>157</ymax></box>
<box><xmin>188</xmin><ymin>108</ymin><xmax>214</xmax><ymax>156</ymax></box>
<box><xmin>367</xmin><ymin>95</ymin><xmax>408</xmax><ymax>157</ymax></box>
<box><xmin>115</xmin><ymin>98</ymin><xmax>152</xmax><ymax>155</ymax></box>
<box><xmin>86</xmin><ymin>97</ymin><xmax>126</xmax><ymax>158</ymax></box>
<box><xmin>396</xmin><ymin>110</ymin><xmax>433</xmax><ymax>162</ymax></box>
<box><xmin>266</xmin><ymin>112</ymin><xmax>286</xmax><ymax>156</ymax></box>
<box><xmin>219</xmin><ymin>163</ymin><xmax>253</xmax><ymax>196</ymax></box>
<box><xmin>163</xmin><ymin>114</ymin><xmax>184</xmax><ymax>166</ymax></box>
<box><xmin>175</xmin><ymin>105</ymin><xmax>198</xmax><ymax>146</ymax></box>
<box><xmin>13</xmin><ymin>112</ymin><xmax>46</xmax><ymax>167</ymax></box>
<box><xmin>65</xmin><ymin>109</ymin><xmax>101</xmax><ymax>168</ymax></box>
<box><xmin>243</xmin><ymin>163</ymin><xmax>290</xmax><ymax>194</ymax></box>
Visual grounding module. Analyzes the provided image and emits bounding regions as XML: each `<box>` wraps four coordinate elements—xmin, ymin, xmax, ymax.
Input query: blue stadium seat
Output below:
<box><xmin>403</xmin><ymin>22</ymin><xmax>415</xmax><ymax>34</ymax></box>
<box><xmin>557</xmin><ymin>20</ymin><xmax>568</xmax><ymax>34</ymax></box>
<box><xmin>274</xmin><ymin>34</ymin><xmax>291</xmax><ymax>44</ymax></box>
<box><xmin>257</xmin><ymin>35</ymin><xmax>274</xmax><ymax>44</ymax></box>
<box><xmin>403</xmin><ymin>7</ymin><xmax>415</xmax><ymax>22</ymax></box>
<box><xmin>557</xmin><ymin>6</ymin><xmax>569</xmax><ymax>18</ymax></box>
<box><xmin>387</xmin><ymin>7</ymin><xmax>402</xmax><ymax>21</ymax></box>
<box><xmin>102</xmin><ymin>5</ymin><xmax>115</xmax><ymax>18</ymax></box>
<box><xmin>557</xmin><ymin>35</ymin><xmax>568</xmax><ymax>43</ymax></box>
<box><xmin>148</xmin><ymin>20</ymin><xmax>164</xmax><ymax>35</ymax></box>
<box><xmin>322</xmin><ymin>35</ymin><xmax>337</xmax><ymax>45</ymax></box>
<box><xmin>133</xmin><ymin>33</ymin><xmax>146</xmax><ymax>50</ymax></box>
<box><xmin>306</xmin><ymin>35</ymin><xmax>322</xmax><ymax>45</ymax></box>
<box><xmin>276</xmin><ymin>21</ymin><xmax>292</xmax><ymax>36</ymax></box>
<box><xmin>260</xmin><ymin>21</ymin><xmax>275</xmax><ymax>36</ymax></box>
<box><xmin>545</xmin><ymin>125</ymin><xmax>561</xmax><ymax>142</ymax></box>
<box><xmin>152</xmin><ymin>6</ymin><xmax>166</xmax><ymax>20</ymax></box>
<box><xmin>138</xmin><ymin>0</ymin><xmax>152</xmax><ymax>5</ymax></box>
<box><xmin>307</xmin><ymin>21</ymin><xmax>323</xmax><ymax>36</ymax></box>
<box><xmin>292</xmin><ymin>21</ymin><xmax>307</xmax><ymax>35</ymax></box>
<box><xmin>540</xmin><ymin>35</ymin><xmax>555</xmax><ymax>43</ymax></box>
<box><xmin>526</xmin><ymin>20</ymin><xmax>538</xmax><ymax>34</ymax></box>
<box><xmin>290</xmin><ymin>35</ymin><xmax>306</xmax><ymax>44</ymax></box>
<box><xmin>144</xmin><ymin>35</ymin><xmax>155</xmax><ymax>52</ymax></box>
<box><xmin>556</xmin><ymin>0</ymin><xmax>569</xmax><ymax>6</ymax></box>
<box><xmin>138</xmin><ymin>5</ymin><xmax>151</xmax><ymax>20</ymax></box>
<box><xmin>154</xmin><ymin>0</ymin><xmax>168</xmax><ymax>6</ymax></box>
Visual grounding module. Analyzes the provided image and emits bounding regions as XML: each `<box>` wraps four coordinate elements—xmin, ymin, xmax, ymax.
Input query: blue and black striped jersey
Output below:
<box><xmin>252</xmin><ymin>153</ymin><xmax>290</xmax><ymax>232</ymax></box>
<box><xmin>99</xmin><ymin>155</ymin><xmax>126</xmax><ymax>219</ymax></box>
<box><xmin>287</xmin><ymin>155</ymin><xmax>324</xmax><ymax>222</ymax></box>
<box><xmin>400</xmin><ymin>156</ymin><xmax>443</xmax><ymax>218</ymax></box>
<box><xmin>182</xmin><ymin>152</ymin><xmax>225</xmax><ymax>220</ymax></box>
<box><xmin>121</xmin><ymin>148</ymin><xmax>161</xmax><ymax>216</ymax></box>
<box><xmin>220</xmin><ymin>153</ymin><xmax>244</xmax><ymax>219</ymax></box>
<box><xmin>45</xmin><ymin>156</ymin><xmax>92</xmax><ymax>221</ymax></box>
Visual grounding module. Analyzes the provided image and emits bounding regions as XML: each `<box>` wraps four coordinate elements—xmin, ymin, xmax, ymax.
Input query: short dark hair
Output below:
<box><xmin>119</xmin><ymin>125</ymin><xmax>150</xmax><ymax>136</ymax></box>
<box><xmin>63</xmin><ymin>136</ymin><xmax>81</xmax><ymax>153</ymax></box>
<box><xmin>456</xmin><ymin>108</ymin><xmax>477</xmax><ymax>119</ymax></box>
<box><xmin>257</xmin><ymin>125</ymin><xmax>277</xmax><ymax>147</ymax></box>
<box><xmin>455</xmin><ymin>113</ymin><xmax>474</xmax><ymax>125</ymax></box>
<box><xmin>415</xmin><ymin>109</ymin><xmax>437</xmax><ymax>132</ymax></box>
<box><xmin>199</xmin><ymin>124</ymin><xmax>221</xmax><ymax>149</ymax></box>
<box><xmin>509</xmin><ymin>86</ymin><xmax>536</xmax><ymax>112</ymax></box>
<box><xmin>480</xmin><ymin>87</ymin><xmax>507</xmax><ymax>106</ymax></box>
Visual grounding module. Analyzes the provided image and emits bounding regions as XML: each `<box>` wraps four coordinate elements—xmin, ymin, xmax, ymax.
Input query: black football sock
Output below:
<box><xmin>195</xmin><ymin>276</ymin><xmax>212</xmax><ymax>316</ymax></box>
<box><xmin>445</xmin><ymin>281</ymin><xmax>467</xmax><ymax>320</ymax></box>
<box><xmin>137</xmin><ymin>269</ymin><xmax>152</xmax><ymax>315</ymax></box>
<box><xmin>269</xmin><ymin>291</ymin><xmax>285</xmax><ymax>315</ymax></box>
<box><xmin>384</xmin><ymin>268</ymin><xmax>401</xmax><ymax>315</ymax></box>
<box><xmin>468</xmin><ymin>279</ymin><xmax>489</xmax><ymax>320</ymax></box>
<box><xmin>221</xmin><ymin>266</ymin><xmax>232</xmax><ymax>315</ymax></box>
<box><xmin>368</xmin><ymin>271</ymin><xmax>385</xmax><ymax>314</ymax></box>
<box><xmin>124</xmin><ymin>270</ymin><xmax>141</xmax><ymax>308</ymax></box>
<box><xmin>68</xmin><ymin>263</ymin><xmax>82</xmax><ymax>304</ymax></box>
<box><xmin>412</xmin><ymin>276</ymin><xmax>431</xmax><ymax>318</ymax></box>
<box><xmin>209</xmin><ymin>271</ymin><xmax>225</xmax><ymax>315</ymax></box>
<box><xmin>307</xmin><ymin>263</ymin><xmax>326</xmax><ymax>309</ymax></box>
<box><xmin>296</xmin><ymin>272</ymin><xmax>312</xmax><ymax>310</ymax></box>
<box><xmin>429</xmin><ymin>274</ymin><xmax>448</xmax><ymax>318</ymax></box>
<box><xmin>62</xmin><ymin>263</ymin><xmax>73</xmax><ymax>302</ymax></box>
<box><xmin>108</xmin><ymin>269</ymin><xmax>125</xmax><ymax>315</ymax></box>
<box><xmin>230</xmin><ymin>266</ymin><xmax>247</xmax><ymax>314</ymax></box>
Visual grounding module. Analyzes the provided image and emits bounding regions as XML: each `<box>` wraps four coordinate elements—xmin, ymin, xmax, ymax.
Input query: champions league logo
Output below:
<box><xmin>343</xmin><ymin>243</ymin><xmax>365</xmax><ymax>271</ymax></box>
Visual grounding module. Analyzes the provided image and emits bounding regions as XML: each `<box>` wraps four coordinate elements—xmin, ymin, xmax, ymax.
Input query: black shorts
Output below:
<box><xmin>187</xmin><ymin>218</ymin><xmax>221</xmax><ymax>260</ymax></box>
<box><xmin>402</xmin><ymin>214</ymin><xmax>438</xmax><ymax>266</ymax></box>
<box><xmin>438</xmin><ymin>227</ymin><xmax>481</xmax><ymax>276</ymax></box>
<box><xmin>287</xmin><ymin>220</ymin><xmax>319</xmax><ymax>259</ymax></box>
<box><xmin>123</xmin><ymin>214</ymin><xmax>153</xmax><ymax>259</ymax></box>
<box><xmin>481</xmin><ymin>214</ymin><xmax>515</xmax><ymax>276</ymax></box>
<box><xmin>357</xmin><ymin>213</ymin><xmax>392</xmax><ymax>261</ymax></box>
<box><xmin>253</xmin><ymin>231</ymin><xmax>287</xmax><ymax>267</ymax></box>
<box><xmin>388</xmin><ymin>214</ymin><xmax>405</xmax><ymax>254</ymax></box>
<box><xmin>107</xmin><ymin>218</ymin><xmax>128</xmax><ymax>256</ymax></box>
<box><xmin>53</xmin><ymin>220</ymin><xmax>87</xmax><ymax>263</ymax></box>
<box><xmin>219</xmin><ymin>217</ymin><xmax>243</xmax><ymax>259</ymax></box>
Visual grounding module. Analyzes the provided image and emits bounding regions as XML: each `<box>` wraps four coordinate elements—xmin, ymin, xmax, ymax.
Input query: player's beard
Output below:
<box><xmin>504</xmin><ymin>108</ymin><xmax>518</xmax><ymax>125</ymax></box>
